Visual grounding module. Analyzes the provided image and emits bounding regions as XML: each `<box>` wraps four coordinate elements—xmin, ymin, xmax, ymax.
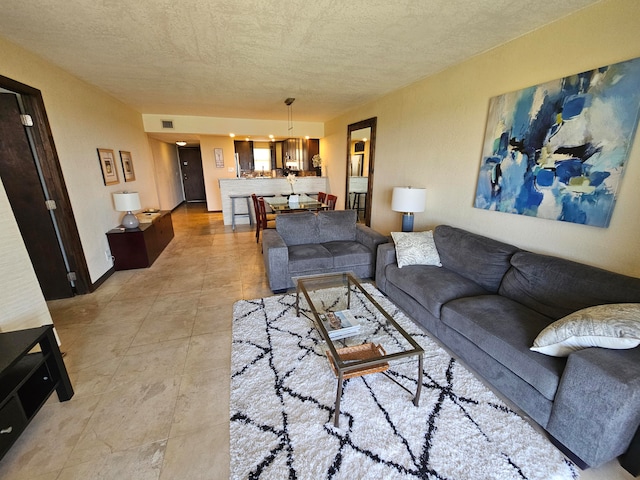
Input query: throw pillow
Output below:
<box><xmin>530</xmin><ymin>303</ymin><xmax>640</xmax><ymax>357</ymax></box>
<box><xmin>391</xmin><ymin>231</ymin><xmax>442</xmax><ymax>268</ymax></box>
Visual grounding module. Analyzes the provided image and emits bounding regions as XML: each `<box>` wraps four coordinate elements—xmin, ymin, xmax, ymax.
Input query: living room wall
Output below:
<box><xmin>0</xmin><ymin>185</ymin><xmax>52</xmax><ymax>332</ymax></box>
<box><xmin>324</xmin><ymin>0</ymin><xmax>640</xmax><ymax>277</ymax></box>
<box><xmin>0</xmin><ymin>36</ymin><xmax>161</xmax><ymax>286</ymax></box>
<box><xmin>147</xmin><ymin>136</ymin><xmax>184</xmax><ymax>210</ymax></box>
<box><xmin>200</xmin><ymin>135</ymin><xmax>238</xmax><ymax>212</ymax></box>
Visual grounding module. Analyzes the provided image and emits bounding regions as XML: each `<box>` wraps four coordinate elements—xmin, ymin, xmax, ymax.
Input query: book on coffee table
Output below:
<box><xmin>321</xmin><ymin>310</ymin><xmax>360</xmax><ymax>340</ymax></box>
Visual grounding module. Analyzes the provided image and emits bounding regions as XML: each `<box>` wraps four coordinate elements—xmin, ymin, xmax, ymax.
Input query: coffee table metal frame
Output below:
<box><xmin>295</xmin><ymin>272</ymin><xmax>424</xmax><ymax>427</ymax></box>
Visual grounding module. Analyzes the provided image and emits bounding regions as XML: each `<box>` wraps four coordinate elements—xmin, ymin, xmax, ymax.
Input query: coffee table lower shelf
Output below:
<box><xmin>325</xmin><ymin>342</ymin><xmax>422</xmax><ymax>428</ymax></box>
<box><xmin>326</xmin><ymin>343</ymin><xmax>389</xmax><ymax>379</ymax></box>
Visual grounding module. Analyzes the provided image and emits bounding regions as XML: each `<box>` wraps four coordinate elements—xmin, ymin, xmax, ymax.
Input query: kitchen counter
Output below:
<box><xmin>219</xmin><ymin>177</ymin><xmax>329</xmax><ymax>226</ymax></box>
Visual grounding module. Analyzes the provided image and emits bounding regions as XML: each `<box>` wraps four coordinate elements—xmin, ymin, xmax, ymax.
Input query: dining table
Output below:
<box><xmin>264</xmin><ymin>194</ymin><xmax>328</xmax><ymax>213</ymax></box>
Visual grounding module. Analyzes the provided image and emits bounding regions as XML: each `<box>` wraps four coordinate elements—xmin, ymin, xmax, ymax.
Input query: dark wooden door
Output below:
<box><xmin>0</xmin><ymin>93</ymin><xmax>74</xmax><ymax>299</ymax></box>
<box><xmin>179</xmin><ymin>147</ymin><xmax>206</xmax><ymax>202</ymax></box>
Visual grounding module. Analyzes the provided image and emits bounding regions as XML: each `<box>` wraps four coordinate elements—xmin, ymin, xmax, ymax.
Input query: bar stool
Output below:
<box><xmin>352</xmin><ymin>191</ymin><xmax>366</xmax><ymax>212</ymax></box>
<box><xmin>230</xmin><ymin>194</ymin><xmax>253</xmax><ymax>231</ymax></box>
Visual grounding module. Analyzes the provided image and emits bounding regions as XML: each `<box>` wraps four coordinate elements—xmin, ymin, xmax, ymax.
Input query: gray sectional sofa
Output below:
<box><xmin>376</xmin><ymin>225</ymin><xmax>640</xmax><ymax>474</ymax></box>
<box><xmin>262</xmin><ymin>209</ymin><xmax>387</xmax><ymax>293</ymax></box>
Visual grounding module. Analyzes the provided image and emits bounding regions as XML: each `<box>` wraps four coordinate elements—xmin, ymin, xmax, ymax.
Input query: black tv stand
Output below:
<box><xmin>0</xmin><ymin>325</ymin><xmax>74</xmax><ymax>460</ymax></box>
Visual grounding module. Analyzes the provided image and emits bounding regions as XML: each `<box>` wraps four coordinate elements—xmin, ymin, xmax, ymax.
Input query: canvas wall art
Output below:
<box><xmin>474</xmin><ymin>57</ymin><xmax>640</xmax><ymax>228</ymax></box>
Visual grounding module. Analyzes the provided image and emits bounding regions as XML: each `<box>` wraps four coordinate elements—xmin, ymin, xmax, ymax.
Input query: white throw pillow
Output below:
<box><xmin>530</xmin><ymin>303</ymin><xmax>640</xmax><ymax>357</ymax></box>
<box><xmin>391</xmin><ymin>231</ymin><xmax>442</xmax><ymax>268</ymax></box>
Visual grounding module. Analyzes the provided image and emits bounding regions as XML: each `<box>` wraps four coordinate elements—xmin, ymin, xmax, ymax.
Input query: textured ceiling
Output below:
<box><xmin>0</xmin><ymin>0</ymin><xmax>600</xmax><ymax>122</ymax></box>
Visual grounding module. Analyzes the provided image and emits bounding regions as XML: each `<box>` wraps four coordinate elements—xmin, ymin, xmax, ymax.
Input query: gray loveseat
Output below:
<box><xmin>376</xmin><ymin>225</ymin><xmax>640</xmax><ymax>474</ymax></box>
<box><xmin>262</xmin><ymin>209</ymin><xmax>387</xmax><ymax>293</ymax></box>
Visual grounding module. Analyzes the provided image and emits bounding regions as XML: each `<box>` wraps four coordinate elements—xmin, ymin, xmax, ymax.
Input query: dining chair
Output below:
<box><xmin>257</xmin><ymin>197</ymin><xmax>276</xmax><ymax>245</ymax></box>
<box><xmin>317</xmin><ymin>192</ymin><xmax>327</xmax><ymax>203</ymax></box>
<box><xmin>326</xmin><ymin>194</ymin><xmax>338</xmax><ymax>210</ymax></box>
<box><xmin>251</xmin><ymin>193</ymin><xmax>275</xmax><ymax>242</ymax></box>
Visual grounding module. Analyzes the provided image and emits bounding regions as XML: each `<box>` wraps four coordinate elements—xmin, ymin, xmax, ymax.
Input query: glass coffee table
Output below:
<box><xmin>295</xmin><ymin>272</ymin><xmax>424</xmax><ymax>427</ymax></box>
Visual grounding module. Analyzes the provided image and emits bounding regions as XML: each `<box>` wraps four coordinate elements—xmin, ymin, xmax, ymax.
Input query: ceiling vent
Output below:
<box><xmin>161</xmin><ymin>120</ymin><xmax>174</xmax><ymax>129</ymax></box>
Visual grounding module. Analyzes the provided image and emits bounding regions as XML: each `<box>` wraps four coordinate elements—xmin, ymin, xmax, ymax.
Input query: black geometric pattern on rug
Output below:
<box><xmin>230</xmin><ymin>287</ymin><xmax>577</xmax><ymax>480</ymax></box>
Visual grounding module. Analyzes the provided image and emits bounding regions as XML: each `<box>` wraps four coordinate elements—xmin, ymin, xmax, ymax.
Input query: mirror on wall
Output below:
<box><xmin>346</xmin><ymin>117</ymin><xmax>376</xmax><ymax>226</ymax></box>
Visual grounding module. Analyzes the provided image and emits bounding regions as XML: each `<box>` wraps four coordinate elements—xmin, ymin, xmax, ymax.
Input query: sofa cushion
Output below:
<box><xmin>317</xmin><ymin>210</ymin><xmax>357</xmax><ymax>243</ymax></box>
<box><xmin>441</xmin><ymin>295</ymin><xmax>566</xmax><ymax>401</ymax></box>
<box><xmin>390</xmin><ymin>231</ymin><xmax>442</xmax><ymax>268</ymax></box>
<box><xmin>287</xmin><ymin>244</ymin><xmax>333</xmax><ymax>273</ymax></box>
<box><xmin>499</xmin><ymin>251</ymin><xmax>640</xmax><ymax>320</ymax></box>
<box><xmin>322</xmin><ymin>241</ymin><xmax>373</xmax><ymax>268</ymax></box>
<box><xmin>385</xmin><ymin>264</ymin><xmax>488</xmax><ymax>319</ymax></box>
<box><xmin>276</xmin><ymin>212</ymin><xmax>319</xmax><ymax>246</ymax></box>
<box><xmin>531</xmin><ymin>303</ymin><xmax>640</xmax><ymax>356</ymax></box>
<box><xmin>434</xmin><ymin>225</ymin><xmax>520</xmax><ymax>293</ymax></box>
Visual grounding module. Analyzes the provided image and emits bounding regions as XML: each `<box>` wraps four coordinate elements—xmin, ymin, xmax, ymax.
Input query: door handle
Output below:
<box><xmin>1</xmin><ymin>426</ymin><xmax>13</xmax><ymax>434</ymax></box>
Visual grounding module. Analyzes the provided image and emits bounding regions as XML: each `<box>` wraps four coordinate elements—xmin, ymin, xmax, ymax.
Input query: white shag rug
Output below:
<box><xmin>230</xmin><ymin>285</ymin><xmax>578</xmax><ymax>480</ymax></box>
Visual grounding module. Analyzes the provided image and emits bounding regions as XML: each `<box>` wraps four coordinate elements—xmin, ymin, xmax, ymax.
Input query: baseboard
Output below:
<box><xmin>171</xmin><ymin>201</ymin><xmax>186</xmax><ymax>211</ymax></box>
<box><xmin>90</xmin><ymin>266</ymin><xmax>115</xmax><ymax>292</ymax></box>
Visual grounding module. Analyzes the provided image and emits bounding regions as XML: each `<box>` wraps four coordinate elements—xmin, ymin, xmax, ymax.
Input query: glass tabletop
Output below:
<box><xmin>265</xmin><ymin>194</ymin><xmax>327</xmax><ymax>212</ymax></box>
<box><xmin>295</xmin><ymin>272</ymin><xmax>423</xmax><ymax>374</ymax></box>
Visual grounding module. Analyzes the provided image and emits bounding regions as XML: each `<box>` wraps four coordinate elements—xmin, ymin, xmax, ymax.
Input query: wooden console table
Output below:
<box><xmin>106</xmin><ymin>210</ymin><xmax>174</xmax><ymax>270</ymax></box>
<box><xmin>0</xmin><ymin>325</ymin><xmax>74</xmax><ymax>460</ymax></box>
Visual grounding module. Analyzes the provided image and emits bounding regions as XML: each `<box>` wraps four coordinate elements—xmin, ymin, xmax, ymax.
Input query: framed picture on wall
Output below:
<box><xmin>97</xmin><ymin>148</ymin><xmax>119</xmax><ymax>185</ymax></box>
<box><xmin>119</xmin><ymin>150</ymin><xmax>136</xmax><ymax>182</ymax></box>
<box><xmin>215</xmin><ymin>148</ymin><xmax>224</xmax><ymax>168</ymax></box>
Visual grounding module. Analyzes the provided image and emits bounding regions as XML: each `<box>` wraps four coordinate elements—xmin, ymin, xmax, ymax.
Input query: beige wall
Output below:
<box><xmin>0</xmin><ymin>36</ymin><xmax>161</xmax><ymax>285</ymax></box>
<box><xmin>0</xmin><ymin>182</ymin><xmax>52</xmax><ymax>332</ymax></box>
<box><xmin>143</xmin><ymin>114</ymin><xmax>324</xmax><ymax>139</ymax></box>
<box><xmin>148</xmin><ymin>137</ymin><xmax>184</xmax><ymax>210</ymax></box>
<box><xmin>200</xmin><ymin>135</ymin><xmax>238</xmax><ymax>211</ymax></box>
<box><xmin>324</xmin><ymin>0</ymin><xmax>640</xmax><ymax>277</ymax></box>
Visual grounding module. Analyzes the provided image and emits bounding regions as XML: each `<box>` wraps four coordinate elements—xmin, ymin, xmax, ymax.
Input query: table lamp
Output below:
<box><xmin>391</xmin><ymin>187</ymin><xmax>426</xmax><ymax>232</ymax></box>
<box><xmin>113</xmin><ymin>192</ymin><xmax>141</xmax><ymax>229</ymax></box>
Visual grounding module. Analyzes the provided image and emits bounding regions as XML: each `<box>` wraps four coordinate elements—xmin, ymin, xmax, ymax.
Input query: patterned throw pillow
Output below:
<box><xmin>530</xmin><ymin>303</ymin><xmax>640</xmax><ymax>357</ymax></box>
<box><xmin>390</xmin><ymin>231</ymin><xmax>442</xmax><ymax>268</ymax></box>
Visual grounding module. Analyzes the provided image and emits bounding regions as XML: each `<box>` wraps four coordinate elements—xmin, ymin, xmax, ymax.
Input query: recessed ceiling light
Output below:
<box><xmin>229</xmin><ymin>133</ymin><xmax>235</xmax><ymax>138</ymax></box>
<box><xmin>176</xmin><ymin>141</ymin><xmax>187</xmax><ymax>146</ymax></box>
<box><xmin>269</xmin><ymin>134</ymin><xmax>274</xmax><ymax>139</ymax></box>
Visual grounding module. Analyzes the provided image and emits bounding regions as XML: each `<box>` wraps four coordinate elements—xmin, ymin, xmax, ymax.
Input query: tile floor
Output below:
<box><xmin>0</xmin><ymin>203</ymin><xmax>633</xmax><ymax>479</ymax></box>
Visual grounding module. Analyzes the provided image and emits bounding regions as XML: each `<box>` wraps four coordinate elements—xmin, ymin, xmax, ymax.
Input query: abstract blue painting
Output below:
<box><xmin>474</xmin><ymin>57</ymin><xmax>640</xmax><ymax>227</ymax></box>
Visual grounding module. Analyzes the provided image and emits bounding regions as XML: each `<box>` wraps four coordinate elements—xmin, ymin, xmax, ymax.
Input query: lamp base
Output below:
<box><xmin>121</xmin><ymin>211</ymin><xmax>139</xmax><ymax>229</ymax></box>
<box><xmin>401</xmin><ymin>213</ymin><xmax>414</xmax><ymax>232</ymax></box>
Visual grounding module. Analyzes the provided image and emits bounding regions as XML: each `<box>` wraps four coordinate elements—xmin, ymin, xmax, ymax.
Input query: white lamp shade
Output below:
<box><xmin>113</xmin><ymin>192</ymin><xmax>141</xmax><ymax>212</ymax></box>
<box><xmin>391</xmin><ymin>187</ymin><xmax>426</xmax><ymax>213</ymax></box>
